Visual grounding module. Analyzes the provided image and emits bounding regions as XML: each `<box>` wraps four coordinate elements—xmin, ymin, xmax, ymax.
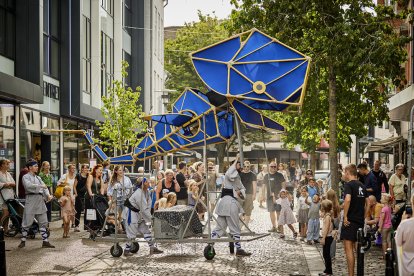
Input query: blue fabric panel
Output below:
<box><xmin>244</xmin><ymin>100</ymin><xmax>289</xmax><ymax>111</ymax></box>
<box><xmin>285</xmin><ymin>88</ymin><xmax>302</xmax><ymax>103</ymax></box>
<box><xmin>134</xmin><ymin>135</ymin><xmax>153</xmax><ymax>154</ymax></box>
<box><xmin>229</xmin><ymin>69</ymin><xmax>253</xmax><ymax>95</ymax></box>
<box><xmin>242</xmin><ymin>91</ymin><xmax>271</xmax><ymax>101</ymax></box>
<box><xmin>233</xmin><ymin>60</ymin><xmax>304</xmax><ymax>84</ymax></box>
<box><xmin>172</xmin><ymin>93</ymin><xmax>185</xmax><ymax>113</ymax></box>
<box><xmin>218</xmin><ymin>113</ymin><xmax>234</xmax><ymax>138</ymax></box>
<box><xmin>84</xmin><ymin>132</ymin><xmax>94</xmax><ymax>145</ymax></box>
<box><xmin>232</xmin><ymin>101</ymin><xmax>263</xmax><ymax>126</ymax></box>
<box><xmin>154</xmin><ymin>123</ymin><xmax>170</xmax><ymax>141</ymax></box>
<box><xmin>190</xmin><ymin>136</ymin><xmax>225</xmax><ymax>148</ymax></box>
<box><xmin>170</xmin><ymin>134</ymin><xmax>190</xmax><ymax>147</ymax></box>
<box><xmin>93</xmin><ymin>145</ymin><xmax>109</xmax><ymax>161</ymax></box>
<box><xmin>193</xmin><ymin>60</ymin><xmax>228</xmax><ymax>94</ymax></box>
<box><xmin>158</xmin><ymin>140</ymin><xmax>174</xmax><ymax>151</ymax></box>
<box><xmin>151</xmin><ymin>114</ymin><xmax>192</xmax><ymax>126</ymax></box>
<box><xmin>235</xmin><ymin>31</ymin><xmax>272</xmax><ymax>60</ymax></box>
<box><xmin>204</xmin><ymin>112</ymin><xmax>218</xmax><ymax>136</ymax></box>
<box><xmin>266</xmin><ymin>62</ymin><xmax>307</xmax><ymax>101</ymax></box>
<box><xmin>238</xmin><ymin>41</ymin><xmax>303</xmax><ymax>62</ymax></box>
<box><xmin>109</xmin><ymin>155</ymin><xmax>134</xmax><ymax>165</ymax></box>
<box><xmin>180</xmin><ymin>91</ymin><xmax>211</xmax><ymax>115</ymax></box>
<box><xmin>263</xmin><ymin>116</ymin><xmax>285</xmax><ymax>131</ymax></box>
<box><xmin>193</xmin><ymin>36</ymin><xmax>240</xmax><ymax>62</ymax></box>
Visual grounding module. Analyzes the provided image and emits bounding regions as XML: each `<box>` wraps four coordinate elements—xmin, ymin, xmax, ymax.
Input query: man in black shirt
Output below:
<box><xmin>239</xmin><ymin>160</ymin><xmax>257</xmax><ymax>227</ymax></box>
<box><xmin>175</xmin><ymin>161</ymin><xmax>188</xmax><ymax>205</ymax></box>
<box><xmin>264</xmin><ymin>161</ymin><xmax>286</xmax><ymax>232</ymax></box>
<box><xmin>341</xmin><ymin>164</ymin><xmax>369</xmax><ymax>276</ymax></box>
<box><xmin>371</xmin><ymin>160</ymin><xmax>389</xmax><ymax>193</ymax></box>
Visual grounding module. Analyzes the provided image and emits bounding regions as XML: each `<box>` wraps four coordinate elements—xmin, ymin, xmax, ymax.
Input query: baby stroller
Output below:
<box><xmin>0</xmin><ymin>198</ymin><xmax>47</xmax><ymax>239</ymax></box>
<box><xmin>86</xmin><ymin>194</ymin><xmax>108</xmax><ymax>240</ymax></box>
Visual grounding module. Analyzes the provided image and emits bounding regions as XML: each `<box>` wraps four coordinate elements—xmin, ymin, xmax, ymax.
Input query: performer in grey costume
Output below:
<box><xmin>211</xmin><ymin>154</ymin><xmax>252</xmax><ymax>256</ymax></box>
<box><xmin>122</xmin><ymin>177</ymin><xmax>163</xmax><ymax>256</ymax></box>
<box><xmin>18</xmin><ymin>159</ymin><xmax>55</xmax><ymax>248</ymax></box>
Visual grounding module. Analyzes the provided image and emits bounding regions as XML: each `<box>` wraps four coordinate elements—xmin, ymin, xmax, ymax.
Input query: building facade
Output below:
<box><xmin>0</xmin><ymin>0</ymin><xmax>164</xmax><ymax>194</ymax></box>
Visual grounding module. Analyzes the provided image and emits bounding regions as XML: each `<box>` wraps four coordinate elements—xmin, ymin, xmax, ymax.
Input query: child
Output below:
<box><xmin>297</xmin><ymin>187</ymin><xmax>311</xmax><ymax>241</ymax></box>
<box><xmin>378</xmin><ymin>193</ymin><xmax>392</xmax><ymax>259</ymax></box>
<box><xmin>188</xmin><ymin>181</ymin><xmax>205</xmax><ymax>220</ymax></box>
<box><xmin>162</xmin><ymin>189</ymin><xmax>170</xmax><ymax>198</ymax></box>
<box><xmin>320</xmin><ymin>199</ymin><xmax>334</xmax><ymax>276</ymax></box>
<box><xmin>307</xmin><ymin>194</ymin><xmax>321</xmax><ymax>244</ymax></box>
<box><xmin>276</xmin><ymin>189</ymin><xmax>298</xmax><ymax>239</ymax></box>
<box><xmin>59</xmin><ymin>186</ymin><xmax>75</xmax><ymax>238</ymax></box>
<box><xmin>166</xmin><ymin>192</ymin><xmax>177</xmax><ymax>208</ymax></box>
<box><xmin>158</xmin><ymin>198</ymin><xmax>167</xmax><ymax>210</ymax></box>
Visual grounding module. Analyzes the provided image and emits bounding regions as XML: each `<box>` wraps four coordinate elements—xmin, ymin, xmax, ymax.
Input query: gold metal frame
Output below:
<box><xmin>190</xmin><ymin>28</ymin><xmax>312</xmax><ymax>107</ymax></box>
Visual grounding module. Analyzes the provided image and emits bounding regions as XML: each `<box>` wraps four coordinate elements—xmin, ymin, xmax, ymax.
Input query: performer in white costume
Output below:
<box><xmin>211</xmin><ymin>154</ymin><xmax>252</xmax><ymax>256</ymax></box>
<box><xmin>18</xmin><ymin>159</ymin><xmax>55</xmax><ymax>249</ymax></box>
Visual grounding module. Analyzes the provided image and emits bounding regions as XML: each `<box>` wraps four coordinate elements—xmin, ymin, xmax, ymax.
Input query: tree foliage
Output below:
<box><xmin>96</xmin><ymin>61</ymin><xmax>147</xmax><ymax>155</ymax></box>
<box><xmin>230</xmin><ymin>0</ymin><xmax>410</xmax><ymax>188</ymax></box>
<box><xmin>164</xmin><ymin>13</ymin><xmax>272</xmax><ymax>171</ymax></box>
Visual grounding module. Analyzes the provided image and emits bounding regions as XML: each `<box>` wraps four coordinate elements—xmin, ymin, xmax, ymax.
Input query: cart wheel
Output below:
<box><xmin>110</xmin><ymin>243</ymin><xmax>123</xmax><ymax>258</ymax></box>
<box><xmin>89</xmin><ymin>232</ymin><xmax>97</xmax><ymax>240</ymax></box>
<box><xmin>204</xmin><ymin>245</ymin><xmax>216</xmax><ymax>260</ymax></box>
<box><xmin>229</xmin><ymin>242</ymin><xmax>235</xmax><ymax>254</ymax></box>
<box><xmin>130</xmin><ymin>242</ymin><xmax>140</xmax><ymax>253</ymax></box>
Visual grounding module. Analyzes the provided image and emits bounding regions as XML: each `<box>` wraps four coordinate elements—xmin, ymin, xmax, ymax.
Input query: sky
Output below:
<box><xmin>164</xmin><ymin>0</ymin><xmax>234</xmax><ymax>27</ymax></box>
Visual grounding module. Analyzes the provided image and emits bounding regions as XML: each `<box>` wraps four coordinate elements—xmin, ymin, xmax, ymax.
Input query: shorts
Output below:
<box><xmin>267</xmin><ymin>198</ymin><xmax>281</xmax><ymax>212</ymax></box>
<box><xmin>242</xmin><ymin>194</ymin><xmax>254</xmax><ymax>216</ymax></box>
<box><xmin>340</xmin><ymin>221</ymin><xmax>363</xmax><ymax>242</ymax></box>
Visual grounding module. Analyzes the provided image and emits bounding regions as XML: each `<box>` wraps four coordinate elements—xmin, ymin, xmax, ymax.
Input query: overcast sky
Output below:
<box><xmin>164</xmin><ymin>0</ymin><xmax>233</xmax><ymax>27</ymax></box>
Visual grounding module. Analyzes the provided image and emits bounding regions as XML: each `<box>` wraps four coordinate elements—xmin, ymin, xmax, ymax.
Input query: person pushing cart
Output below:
<box><xmin>210</xmin><ymin>154</ymin><xmax>252</xmax><ymax>257</ymax></box>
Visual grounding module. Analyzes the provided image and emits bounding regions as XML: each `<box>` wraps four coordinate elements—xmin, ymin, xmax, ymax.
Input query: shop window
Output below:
<box><xmin>0</xmin><ymin>103</ymin><xmax>15</xmax><ymax>177</ymax></box>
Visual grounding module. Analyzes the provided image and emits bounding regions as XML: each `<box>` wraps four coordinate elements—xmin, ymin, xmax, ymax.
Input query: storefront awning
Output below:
<box><xmin>388</xmin><ymin>86</ymin><xmax>414</xmax><ymax>122</ymax></box>
<box><xmin>364</xmin><ymin>136</ymin><xmax>404</xmax><ymax>154</ymax></box>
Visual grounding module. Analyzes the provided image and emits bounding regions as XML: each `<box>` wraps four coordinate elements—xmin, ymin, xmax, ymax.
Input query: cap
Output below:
<box><xmin>162</xmin><ymin>189</ymin><xmax>170</xmax><ymax>194</ymax></box>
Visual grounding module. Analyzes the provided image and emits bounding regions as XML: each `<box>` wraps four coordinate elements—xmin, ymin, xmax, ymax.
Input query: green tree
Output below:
<box><xmin>96</xmin><ymin>61</ymin><xmax>147</xmax><ymax>155</ymax></box>
<box><xmin>230</xmin><ymin>0</ymin><xmax>410</xmax><ymax>190</ymax></box>
<box><xmin>165</xmin><ymin>13</ymin><xmax>271</xmax><ymax>171</ymax></box>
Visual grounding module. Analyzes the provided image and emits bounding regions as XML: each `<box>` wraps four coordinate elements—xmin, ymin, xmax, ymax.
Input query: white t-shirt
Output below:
<box><xmin>58</xmin><ymin>173</ymin><xmax>76</xmax><ymax>196</ymax></box>
<box><xmin>395</xmin><ymin>218</ymin><xmax>414</xmax><ymax>275</ymax></box>
<box><xmin>0</xmin><ymin>171</ymin><xmax>15</xmax><ymax>204</ymax></box>
<box><xmin>298</xmin><ymin>196</ymin><xmax>311</xmax><ymax>210</ymax></box>
<box><xmin>107</xmin><ymin>176</ymin><xmax>133</xmax><ymax>202</ymax></box>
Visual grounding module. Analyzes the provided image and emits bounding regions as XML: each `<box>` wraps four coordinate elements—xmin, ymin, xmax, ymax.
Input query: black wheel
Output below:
<box><xmin>204</xmin><ymin>244</ymin><xmax>216</xmax><ymax>260</ymax></box>
<box><xmin>229</xmin><ymin>242</ymin><xmax>235</xmax><ymax>254</ymax></box>
<box><xmin>130</xmin><ymin>242</ymin><xmax>140</xmax><ymax>253</ymax></box>
<box><xmin>89</xmin><ymin>232</ymin><xmax>97</xmax><ymax>240</ymax></box>
<box><xmin>110</xmin><ymin>243</ymin><xmax>123</xmax><ymax>258</ymax></box>
<box><xmin>1</xmin><ymin>215</ymin><xmax>20</xmax><ymax>237</ymax></box>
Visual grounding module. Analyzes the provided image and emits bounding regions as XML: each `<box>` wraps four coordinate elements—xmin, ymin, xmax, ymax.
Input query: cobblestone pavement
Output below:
<box><xmin>314</xmin><ymin>239</ymin><xmax>386</xmax><ymax>276</ymax></box>
<box><xmin>67</xmin><ymin>201</ymin><xmax>310</xmax><ymax>276</ymax></box>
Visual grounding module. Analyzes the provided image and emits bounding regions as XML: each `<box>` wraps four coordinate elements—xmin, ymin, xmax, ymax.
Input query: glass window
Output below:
<box><xmin>100</xmin><ymin>0</ymin><xmax>113</xmax><ymax>16</ymax></box>
<box><xmin>0</xmin><ymin>0</ymin><xmax>15</xmax><ymax>59</ymax></box>
<box><xmin>101</xmin><ymin>31</ymin><xmax>113</xmax><ymax>97</ymax></box>
<box><xmin>20</xmin><ymin>108</ymin><xmax>41</xmax><ymax>166</ymax></box>
<box><xmin>82</xmin><ymin>16</ymin><xmax>91</xmax><ymax>94</ymax></box>
<box><xmin>63</xmin><ymin>119</ymin><xmax>78</xmax><ymax>168</ymax></box>
<box><xmin>41</xmin><ymin>116</ymin><xmax>60</xmax><ymax>179</ymax></box>
<box><xmin>50</xmin><ymin>39</ymin><xmax>59</xmax><ymax>78</ymax></box>
<box><xmin>43</xmin><ymin>0</ymin><xmax>60</xmax><ymax>78</ymax></box>
<box><xmin>123</xmin><ymin>51</ymin><xmax>131</xmax><ymax>86</ymax></box>
<box><xmin>0</xmin><ymin>103</ymin><xmax>15</xmax><ymax>178</ymax></box>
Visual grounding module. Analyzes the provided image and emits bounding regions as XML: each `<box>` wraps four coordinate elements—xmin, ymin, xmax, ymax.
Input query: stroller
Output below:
<box><xmin>0</xmin><ymin>197</ymin><xmax>47</xmax><ymax>239</ymax></box>
<box><xmin>86</xmin><ymin>194</ymin><xmax>109</xmax><ymax>240</ymax></box>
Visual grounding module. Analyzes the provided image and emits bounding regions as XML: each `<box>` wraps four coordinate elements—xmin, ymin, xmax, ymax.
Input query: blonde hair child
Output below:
<box><xmin>59</xmin><ymin>186</ymin><xmax>75</xmax><ymax>238</ymax></box>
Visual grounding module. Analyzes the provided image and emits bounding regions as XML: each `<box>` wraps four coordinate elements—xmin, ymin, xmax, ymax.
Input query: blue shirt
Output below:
<box><xmin>307</xmin><ymin>185</ymin><xmax>318</xmax><ymax>198</ymax></box>
<box><xmin>364</xmin><ymin>171</ymin><xmax>379</xmax><ymax>202</ymax></box>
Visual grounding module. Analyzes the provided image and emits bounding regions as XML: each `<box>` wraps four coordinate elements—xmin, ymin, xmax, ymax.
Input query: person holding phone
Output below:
<box><xmin>395</xmin><ymin>194</ymin><xmax>414</xmax><ymax>275</ymax></box>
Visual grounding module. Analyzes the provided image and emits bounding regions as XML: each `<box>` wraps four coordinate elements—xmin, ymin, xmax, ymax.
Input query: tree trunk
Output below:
<box><xmin>328</xmin><ymin>65</ymin><xmax>339</xmax><ymax>192</ymax></box>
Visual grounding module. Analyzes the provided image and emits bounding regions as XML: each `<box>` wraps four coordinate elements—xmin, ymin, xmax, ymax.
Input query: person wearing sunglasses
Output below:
<box><xmin>264</xmin><ymin>161</ymin><xmax>286</xmax><ymax>232</ymax></box>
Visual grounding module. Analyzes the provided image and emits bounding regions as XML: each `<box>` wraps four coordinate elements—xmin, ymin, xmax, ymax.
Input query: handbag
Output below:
<box><xmin>54</xmin><ymin>174</ymin><xmax>69</xmax><ymax>199</ymax></box>
<box><xmin>86</xmin><ymin>209</ymin><xmax>97</xmax><ymax>220</ymax></box>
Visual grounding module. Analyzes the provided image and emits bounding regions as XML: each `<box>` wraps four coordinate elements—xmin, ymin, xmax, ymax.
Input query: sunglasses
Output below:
<box><xmin>270</xmin><ymin>166</ymin><xmax>277</xmax><ymax>168</ymax></box>
<box><xmin>306</xmin><ymin>173</ymin><xmax>312</xmax><ymax>175</ymax></box>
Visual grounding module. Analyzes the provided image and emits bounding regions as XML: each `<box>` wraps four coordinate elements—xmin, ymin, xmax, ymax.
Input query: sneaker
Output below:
<box><xmin>18</xmin><ymin>241</ymin><xmax>25</xmax><ymax>248</ymax></box>
<box><xmin>74</xmin><ymin>227</ymin><xmax>80</xmax><ymax>232</ymax></box>
<box><xmin>42</xmin><ymin>241</ymin><xmax>55</xmax><ymax>248</ymax></box>
<box><xmin>313</xmin><ymin>239</ymin><xmax>320</xmax><ymax>244</ymax></box>
<box><xmin>123</xmin><ymin>250</ymin><xmax>133</xmax><ymax>257</ymax></box>
<box><xmin>150</xmin><ymin>247</ymin><xmax>163</xmax><ymax>255</ymax></box>
<box><xmin>300</xmin><ymin>237</ymin><xmax>305</xmax><ymax>242</ymax></box>
<box><xmin>236</xmin><ymin>249</ymin><xmax>252</xmax><ymax>257</ymax></box>
<box><xmin>307</xmin><ymin>240</ymin><xmax>313</xmax><ymax>245</ymax></box>
<box><xmin>71</xmin><ymin>224</ymin><xmax>75</xmax><ymax>228</ymax></box>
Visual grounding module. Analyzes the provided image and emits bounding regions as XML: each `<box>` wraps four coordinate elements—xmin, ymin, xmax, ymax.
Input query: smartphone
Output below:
<box><xmin>406</xmin><ymin>205</ymin><xmax>412</xmax><ymax>215</ymax></box>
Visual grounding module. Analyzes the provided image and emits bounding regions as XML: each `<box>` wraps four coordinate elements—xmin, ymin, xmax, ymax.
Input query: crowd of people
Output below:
<box><xmin>0</xmin><ymin>156</ymin><xmax>413</xmax><ymax>273</ymax></box>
